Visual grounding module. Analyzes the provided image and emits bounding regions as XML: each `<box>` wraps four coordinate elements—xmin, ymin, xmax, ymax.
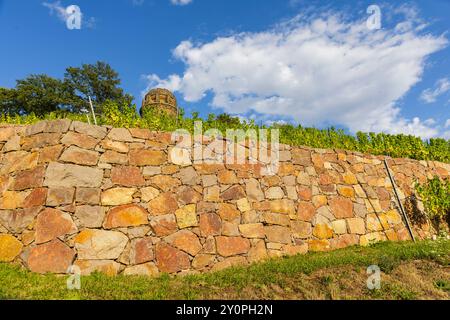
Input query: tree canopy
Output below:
<box><xmin>0</xmin><ymin>61</ymin><xmax>133</xmax><ymax>116</ymax></box>
<box><xmin>64</xmin><ymin>61</ymin><xmax>133</xmax><ymax>113</ymax></box>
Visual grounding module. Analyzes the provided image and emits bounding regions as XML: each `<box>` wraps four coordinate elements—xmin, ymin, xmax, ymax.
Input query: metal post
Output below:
<box><xmin>384</xmin><ymin>158</ymin><xmax>416</xmax><ymax>242</ymax></box>
<box><xmin>88</xmin><ymin>96</ymin><xmax>97</xmax><ymax>126</ymax></box>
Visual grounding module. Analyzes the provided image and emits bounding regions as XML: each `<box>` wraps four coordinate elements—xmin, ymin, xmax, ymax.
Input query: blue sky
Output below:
<box><xmin>0</xmin><ymin>0</ymin><xmax>449</xmax><ymax>138</ymax></box>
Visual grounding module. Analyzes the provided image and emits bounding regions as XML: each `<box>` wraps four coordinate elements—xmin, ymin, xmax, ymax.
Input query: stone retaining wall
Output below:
<box><xmin>0</xmin><ymin>120</ymin><xmax>448</xmax><ymax>276</ymax></box>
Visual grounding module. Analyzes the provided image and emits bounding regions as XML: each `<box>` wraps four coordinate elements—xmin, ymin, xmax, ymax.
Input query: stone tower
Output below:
<box><xmin>140</xmin><ymin>88</ymin><xmax>178</xmax><ymax>117</ymax></box>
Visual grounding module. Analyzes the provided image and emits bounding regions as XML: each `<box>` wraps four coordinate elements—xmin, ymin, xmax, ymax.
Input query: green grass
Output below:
<box><xmin>0</xmin><ymin>239</ymin><xmax>449</xmax><ymax>300</ymax></box>
<box><xmin>434</xmin><ymin>280</ymin><xmax>450</xmax><ymax>293</ymax></box>
<box><xmin>367</xmin><ymin>283</ymin><xmax>419</xmax><ymax>300</ymax></box>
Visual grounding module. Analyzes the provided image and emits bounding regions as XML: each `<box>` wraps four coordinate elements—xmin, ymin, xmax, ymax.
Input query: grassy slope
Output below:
<box><xmin>0</xmin><ymin>240</ymin><xmax>449</xmax><ymax>300</ymax></box>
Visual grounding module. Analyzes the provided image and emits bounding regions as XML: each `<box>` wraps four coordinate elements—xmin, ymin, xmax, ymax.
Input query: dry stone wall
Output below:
<box><xmin>0</xmin><ymin>120</ymin><xmax>448</xmax><ymax>276</ymax></box>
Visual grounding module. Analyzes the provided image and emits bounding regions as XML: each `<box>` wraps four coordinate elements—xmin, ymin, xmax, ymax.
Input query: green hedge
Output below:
<box><xmin>1</xmin><ymin>101</ymin><xmax>449</xmax><ymax>163</ymax></box>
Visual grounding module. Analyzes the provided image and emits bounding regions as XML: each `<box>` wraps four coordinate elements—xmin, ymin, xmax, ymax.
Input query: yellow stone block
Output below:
<box><xmin>308</xmin><ymin>239</ymin><xmax>330</xmax><ymax>252</ymax></box>
<box><xmin>385</xmin><ymin>210</ymin><xmax>402</xmax><ymax>225</ymax></box>
<box><xmin>101</xmin><ymin>188</ymin><xmax>136</xmax><ymax>206</ymax></box>
<box><xmin>313</xmin><ymin>223</ymin><xmax>333</xmax><ymax>239</ymax></box>
<box><xmin>377</xmin><ymin>213</ymin><xmax>390</xmax><ymax>230</ymax></box>
<box><xmin>366</xmin><ymin>213</ymin><xmax>383</xmax><ymax>232</ymax></box>
<box><xmin>337</xmin><ymin>186</ymin><xmax>355</xmax><ymax>198</ymax></box>
<box><xmin>236</xmin><ymin>198</ymin><xmax>251</xmax><ymax>212</ymax></box>
<box><xmin>342</xmin><ymin>172</ymin><xmax>358</xmax><ymax>185</ymax></box>
<box><xmin>175</xmin><ymin>204</ymin><xmax>198</xmax><ymax>229</ymax></box>
<box><xmin>0</xmin><ymin>234</ymin><xmax>23</xmax><ymax>262</ymax></box>
<box><xmin>360</xmin><ymin>232</ymin><xmax>384</xmax><ymax>246</ymax></box>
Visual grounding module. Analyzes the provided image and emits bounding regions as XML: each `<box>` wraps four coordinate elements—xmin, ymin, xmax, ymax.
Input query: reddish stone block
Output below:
<box><xmin>104</xmin><ymin>204</ymin><xmax>148</xmax><ymax>229</ymax></box>
<box><xmin>129</xmin><ymin>149</ymin><xmax>166</xmax><ymax>166</ymax></box>
<box><xmin>111</xmin><ymin>166</ymin><xmax>145</xmax><ymax>187</ymax></box>
<box><xmin>216</xmin><ymin>236</ymin><xmax>250</xmax><ymax>257</ymax></box>
<box><xmin>329</xmin><ymin>197</ymin><xmax>353</xmax><ymax>219</ymax></box>
<box><xmin>297</xmin><ymin>201</ymin><xmax>316</xmax><ymax>221</ymax></box>
<box><xmin>12</xmin><ymin>166</ymin><xmax>45</xmax><ymax>191</ymax></box>
<box><xmin>155</xmin><ymin>242</ymin><xmax>190</xmax><ymax>273</ymax></box>
<box><xmin>199</xmin><ymin>213</ymin><xmax>222</xmax><ymax>236</ymax></box>
<box><xmin>35</xmin><ymin>208</ymin><xmax>77</xmax><ymax>244</ymax></box>
<box><xmin>28</xmin><ymin>239</ymin><xmax>75</xmax><ymax>274</ymax></box>
<box><xmin>23</xmin><ymin>188</ymin><xmax>47</xmax><ymax>208</ymax></box>
<box><xmin>220</xmin><ymin>185</ymin><xmax>245</xmax><ymax>201</ymax></box>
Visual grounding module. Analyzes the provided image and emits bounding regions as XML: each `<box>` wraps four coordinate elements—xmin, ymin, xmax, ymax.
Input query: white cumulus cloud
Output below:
<box><xmin>42</xmin><ymin>1</ymin><xmax>70</xmax><ymax>22</ymax></box>
<box><xmin>144</xmin><ymin>10</ymin><xmax>448</xmax><ymax>139</ymax></box>
<box><xmin>420</xmin><ymin>78</ymin><xmax>450</xmax><ymax>103</ymax></box>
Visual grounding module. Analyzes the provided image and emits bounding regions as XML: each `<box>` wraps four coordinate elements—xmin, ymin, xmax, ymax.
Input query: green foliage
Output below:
<box><xmin>415</xmin><ymin>176</ymin><xmax>450</xmax><ymax>221</ymax></box>
<box><xmin>64</xmin><ymin>61</ymin><xmax>133</xmax><ymax>113</ymax></box>
<box><xmin>277</xmin><ymin>124</ymin><xmax>450</xmax><ymax>162</ymax></box>
<box><xmin>101</xmin><ymin>100</ymin><xmax>140</xmax><ymax>128</ymax></box>
<box><xmin>1</xmin><ymin>75</ymin><xmax>75</xmax><ymax>116</ymax></box>
<box><xmin>0</xmin><ymin>87</ymin><xmax>19</xmax><ymax>115</ymax></box>
<box><xmin>1</xmin><ymin>100</ymin><xmax>449</xmax><ymax>162</ymax></box>
<box><xmin>0</xmin><ymin>61</ymin><xmax>133</xmax><ymax>116</ymax></box>
<box><xmin>0</xmin><ymin>110</ymin><xmax>87</xmax><ymax>126</ymax></box>
<box><xmin>140</xmin><ymin>106</ymin><xmax>181</xmax><ymax>132</ymax></box>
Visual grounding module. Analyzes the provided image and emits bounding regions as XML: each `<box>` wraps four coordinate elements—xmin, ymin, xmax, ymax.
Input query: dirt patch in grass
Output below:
<box><xmin>192</xmin><ymin>260</ymin><xmax>450</xmax><ymax>300</ymax></box>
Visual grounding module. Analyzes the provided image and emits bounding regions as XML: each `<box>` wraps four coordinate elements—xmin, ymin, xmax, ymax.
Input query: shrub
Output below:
<box><xmin>415</xmin><ymin>176</ymin><xmax>450</xmax><ymax>230</ymax></box>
